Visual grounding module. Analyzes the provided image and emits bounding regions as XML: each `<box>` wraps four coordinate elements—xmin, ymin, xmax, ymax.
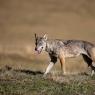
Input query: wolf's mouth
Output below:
<box><xmin>36</xmin><ymin>47</ymin><xmax>43</xmax><ymax>54</ymax></box>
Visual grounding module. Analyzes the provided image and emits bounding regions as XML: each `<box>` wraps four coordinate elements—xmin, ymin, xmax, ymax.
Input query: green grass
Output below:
<box><xmin>0</xmin><ymin>69</ymin><xmax>95</xmax><ymax>95</ymax></box>
<box><xmin>0</xmin><ymin>54</ymin><xmax>94</xmax><ymax>95</ymax></box>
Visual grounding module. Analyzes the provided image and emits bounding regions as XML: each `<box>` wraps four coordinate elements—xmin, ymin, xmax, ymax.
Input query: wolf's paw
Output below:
<box><xmin>43</xmin><ymin>73</ymin><xmax>47</xmax><ymax>78</ymax></box>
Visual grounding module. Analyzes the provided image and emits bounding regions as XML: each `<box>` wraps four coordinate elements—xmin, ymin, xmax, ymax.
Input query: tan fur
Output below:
<box><xmin>59</xmin><ymin>49</ymin><xmax>66</xmax><ymax>75</ymax></box>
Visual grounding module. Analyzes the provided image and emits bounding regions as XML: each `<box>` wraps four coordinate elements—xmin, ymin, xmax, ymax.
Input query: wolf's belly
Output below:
<box><xmin>64</xmin><ymin>49</ymin><xmax>81</xmax><ymax>58</ymax></box>
<box><xmin>64</xmin><ymin>53</ymin><xmax>80</xmax><ymax>58</ymax></box>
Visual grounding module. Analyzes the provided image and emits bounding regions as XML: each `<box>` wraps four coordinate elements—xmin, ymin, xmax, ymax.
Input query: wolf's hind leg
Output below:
<box><xmin>90</xmin><ymin>47</ymin><xmax>95</xmax><ymax>76</ymax></box>
<box><xmin>82</xmin><ymin>54</ymin><xmax>92</xmax><ymax>67</ymax></box>
<box><xmin>91</xmin><ymin>68</ymin><xmax>95</xmax><ymax>76</ymax></box>
<box><xmin>91</xmin><ymin>62</ymin><xmax>95</xmax><ymax>76</ymax></box>
<box><xmin>82</xmin><ymin>54</ymin><xmax>95</xmax><ymax>76</ymax></box>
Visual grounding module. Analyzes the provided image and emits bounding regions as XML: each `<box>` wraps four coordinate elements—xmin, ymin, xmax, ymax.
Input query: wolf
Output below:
<box><xmin>34</xmin><ymin>34</ymin><xmax>95</xmax><ymax>76</ymax></box>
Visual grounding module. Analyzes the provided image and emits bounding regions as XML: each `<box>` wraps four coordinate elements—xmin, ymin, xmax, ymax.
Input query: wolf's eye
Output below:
<box><xmin>39</xmin><ymin>43</ymin><xmax>42</xmax><ymax>45</ymax></box>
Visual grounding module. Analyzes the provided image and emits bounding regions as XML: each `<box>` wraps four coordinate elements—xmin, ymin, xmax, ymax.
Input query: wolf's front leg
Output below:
<box><xmin>59</xmin><ymin>50</ymin><xmax>66</xmax><ymax>75</ymax></box>
<box><xmin>43</xmin><ymin>55</ymin><xmax>57</xmax><ymax>77</ymax></box>
<box><xmin>43</xmin><ymin>62</ymin><xmax>54</xmax><ymax>77</ymax></box>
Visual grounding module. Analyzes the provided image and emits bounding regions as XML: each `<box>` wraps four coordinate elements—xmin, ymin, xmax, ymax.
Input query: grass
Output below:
<box><xmin>0</xmin><ymin>54</ymin><xmax>94</xmax><ymax>95</ymax></box>
<box><xmin>0</xmin><ymin>61</ymin><xmax>95</xmax><ymax>95</ymax></box>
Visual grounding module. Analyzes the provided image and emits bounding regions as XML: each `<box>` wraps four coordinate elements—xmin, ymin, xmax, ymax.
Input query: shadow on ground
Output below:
<box><xmin>15</xmin><ymin>69</ymin><xmax>43</xmax><ymax>75</ymax></box>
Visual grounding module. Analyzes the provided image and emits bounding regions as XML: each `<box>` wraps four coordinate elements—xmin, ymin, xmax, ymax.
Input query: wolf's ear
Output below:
<box><xmin>35</xmin><ymin>33</ymin><xmax>37</xmax><ymax>39</ymax></box>
<box><xmin>34</xmin><ymin>33</ymin><xmax>38</xmax><ymax>43</ymax></box>
<box><xmin>43</xmin><ymin>34</ymin><xmax>47</xmax><ymax>40</ymax></box>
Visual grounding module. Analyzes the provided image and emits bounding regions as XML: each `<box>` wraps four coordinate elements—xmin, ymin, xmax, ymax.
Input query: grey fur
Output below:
<box><xmin>34</xmin><ymin>34</ymin><xmax>95</xmax><ymax>76</ymax></box>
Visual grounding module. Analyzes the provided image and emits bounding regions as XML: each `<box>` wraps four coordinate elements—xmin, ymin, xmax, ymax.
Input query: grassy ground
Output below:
<box><xmin>0</xmin><ymin>66</ymin><xmax>95</xmax><ymax>95</ymax></box>
<box><xmin>0</xmin><ymin>54</ymin><xmax>95</xmax><ymax>95</ymax></box>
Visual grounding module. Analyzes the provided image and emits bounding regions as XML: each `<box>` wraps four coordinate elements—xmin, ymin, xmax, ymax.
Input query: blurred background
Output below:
<box><xmin>0</xmin><ymin>0</ymin><xmax>95</xmax><ymax>74</ymax></box>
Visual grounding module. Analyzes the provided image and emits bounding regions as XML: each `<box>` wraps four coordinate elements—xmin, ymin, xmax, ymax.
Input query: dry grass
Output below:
<box><xmin>0</xmin><ymin>64</ymin><xmax>95</xmax><ymax>95</ymax></box>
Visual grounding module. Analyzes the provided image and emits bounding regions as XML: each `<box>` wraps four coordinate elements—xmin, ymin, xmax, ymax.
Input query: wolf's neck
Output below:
<box><xmin>45</xmin><ymin>40</ymin><xmax>55</xmax><ymax>53</ymax></box>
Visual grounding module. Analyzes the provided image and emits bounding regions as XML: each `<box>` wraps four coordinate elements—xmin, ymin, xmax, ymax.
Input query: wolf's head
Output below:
<box><xmin>34</xmin><ymin>34</ymin><xmax>47</xmax><ymax>54</ymax></box>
